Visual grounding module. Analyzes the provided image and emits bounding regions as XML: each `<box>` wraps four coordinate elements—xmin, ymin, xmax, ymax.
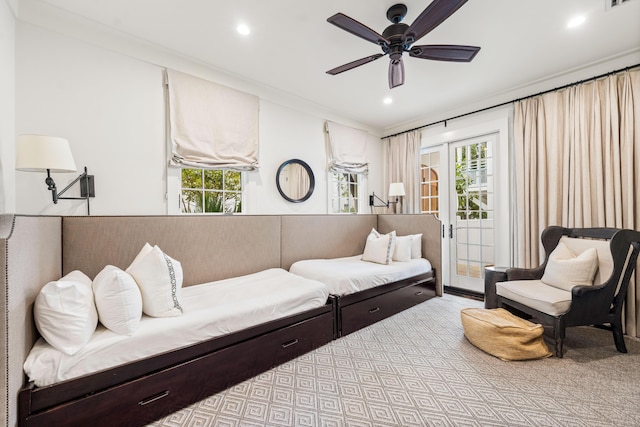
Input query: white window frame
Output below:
<box><xmin>328</xmin><ymin>171</ymin><xmax>367</xmax><ymax>214</ymax></box>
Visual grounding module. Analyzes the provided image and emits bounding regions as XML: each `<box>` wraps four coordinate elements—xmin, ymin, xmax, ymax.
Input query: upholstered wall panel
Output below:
<box><xmin>62</xmin><ymin>216</ymin><xmax>281</xmax><ymax>286</ymax></box>
<box><xmin>378</xmin><ymin>214</ymin><xmax>443</xmax><ymax>295</ymax></box>
<box><xmin>3</xmin><ymin>213</ymin><xmax>442</xmax><ymax>427</ymax></box>
<box><xmin>1</xmin><ymin>215</ymin><xmax>62</xmax><ymax>427</ymax></box>
<box><xmin>280</xmin><ymin>215</ymin><xmax>377</xmax><ymax>270</ymax></box>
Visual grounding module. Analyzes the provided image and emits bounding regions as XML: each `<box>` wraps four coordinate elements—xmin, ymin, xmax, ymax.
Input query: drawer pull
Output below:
<box><xmin>281</xmin><ymin>339</ymin><xmax>299</xmax><ymax>348</ymax></box>
<box><xmin>138</xmin><ymin>390</ymin><xmax>170</xmax><ymax>406</ymax></box>
<box><xmin>368</xmin><ymin>307</ymin><xmax>380</xmax><ymax>313</ymax></box>
<box><xmin>415</xmin><ymin>291</ymin><xmax>424</xmax><ymax>296</ymax></box>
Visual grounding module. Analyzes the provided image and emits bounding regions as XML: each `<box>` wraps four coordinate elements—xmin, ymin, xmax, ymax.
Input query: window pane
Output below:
<box><xmin>331</xmin><ymin>198</ymin><xmax>339</xmax><ymax>212</ymax></box>
<box><xmin>182</xmin><ymin>169</ymin><xmax>202</xmax><ymax>189</ymax></box>
<box><xmin>224</xmin><ymin>192</ymin><xmax>242</xmax><ymax>213</ymax></box>
<box><xmin>204</xmin><ymin>170</ymin><xmax>222</xmax><ymax>190</ymax></box>
<box><xmin>204</xmin><ymin>191</ymin><xmax>223</xmax><ymax>213</ymax></box>
<box><xmin>224</xmin><ymin>171</ymin><xmax>242</xmax><ymax>191</ymax></box>
<box><xmin>181</xmin><ymin>190</ymin><xmax>203</xmax><ymax>213</ymax></box>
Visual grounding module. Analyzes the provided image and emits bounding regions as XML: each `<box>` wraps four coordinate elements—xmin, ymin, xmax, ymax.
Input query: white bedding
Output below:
<box><xmin>289</xmin><ymin>255</ymin><xmax>432</xmax><ymax>296</ymax></box>
<box><xmin>24</xmin><ymin>268</ymin><xmax>329</xmax><ymax>387</ymax></box>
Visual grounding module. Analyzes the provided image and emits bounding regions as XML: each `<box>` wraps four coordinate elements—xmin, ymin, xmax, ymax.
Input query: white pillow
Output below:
<box><xmin>541</xmin><ymin>242</ymin><xmax>599</xmax><ymax>291</ymax></box>
<box><xmin>126</xmin><ymin>243</ymin><xmax>184</xmax><ymax>317</ymax></box>
<box><xmin>34</xmin><ymin>270</ymin><xmax>98</xmax><ymax>356</ymax></box>
<box><xmin>410</xmin><ymin>233</ymin><xmax>423</xmax><ymax>259</ymax></box>
<box><xmin>393</xmin><ymin>235</ymin><xmax>413</xmax><ymax>262</ymax></box>
<box><xmin>93</xmin><ymin>265</ymin><xmax>143</xmax><ymax>335</ymax></box>
<box><xmin>362</xmin><ymin>228</ymin><xmax>396</xmax><ymax>265</ymax></box>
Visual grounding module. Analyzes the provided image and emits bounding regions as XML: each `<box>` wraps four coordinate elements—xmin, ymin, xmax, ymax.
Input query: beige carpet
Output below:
<box><xmin>149</xmin><ymin>294</ymin><xmax>640</xmax><ymax>427</ymax></box>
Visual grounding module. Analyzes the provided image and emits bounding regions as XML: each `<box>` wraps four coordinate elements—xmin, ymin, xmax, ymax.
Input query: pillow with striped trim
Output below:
<box><xmin>127</xmin><ymin>243</ymin><xmax>184</xmax><ymax>317</ymax></box>
<box><xmin>362</xmin><ymin>228</ymin><xmax>396</xmax><ymax>265</ymax></box>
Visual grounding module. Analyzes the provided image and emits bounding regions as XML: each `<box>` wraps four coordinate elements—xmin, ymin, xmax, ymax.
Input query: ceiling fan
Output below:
<box><xmin>326</xmin><ymin>0</ymin><xmax>480</xmax><ymax>89</ymax></box>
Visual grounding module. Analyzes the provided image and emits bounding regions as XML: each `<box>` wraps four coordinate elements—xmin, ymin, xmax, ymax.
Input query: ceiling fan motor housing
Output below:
<box><xmin>382</xmin><ymin>23</ymin><xmax>410</xmax><ymax>58</ymax></box>
<box><xmin>386</xmin><ymin>4</ymin><xmax>408</xmax><ymax>23</ymax></box>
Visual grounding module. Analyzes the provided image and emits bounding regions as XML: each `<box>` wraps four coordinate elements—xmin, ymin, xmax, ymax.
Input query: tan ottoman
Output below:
<box><xmin>460</xmin><ymin>308</ymin><xmax>552</xmax><ymax>361</ymax></box>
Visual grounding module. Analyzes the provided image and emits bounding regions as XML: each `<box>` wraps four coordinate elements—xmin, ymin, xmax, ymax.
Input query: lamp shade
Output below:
<box><xmin>388</xmin><ymin>182</ymin><xmax>406</xmax><ymax>197</ymax></box>
<box><xmin>16</xmin><ymin>135</ymin><xmax>77</xmax><ymax>173</ymax></box>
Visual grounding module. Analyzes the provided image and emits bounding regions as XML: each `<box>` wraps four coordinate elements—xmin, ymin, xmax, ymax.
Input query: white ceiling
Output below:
<box><xmin>17</xmin><ymin>0</ymin><xmax>640</xmax><ymax>135</ymax></box>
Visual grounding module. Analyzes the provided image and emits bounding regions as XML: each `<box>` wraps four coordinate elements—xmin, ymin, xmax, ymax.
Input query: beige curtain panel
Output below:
<box><xmin>325</xmin><ymin>121</ymin><xmax>369</xmax><ymax>174</ymax></box>
<box><xmin>383</xmin><ymin>130</ymin><xmax>421</xmax><ymax>214</ymax></box>
<box><xmin>513</xmin><ymin>68</ymin><xmax>640</xmax><ymax>337</ymax></box>
<box><xmin>166</xmin><ymin>69</ymin><xmax>260</xmax><ymax>171</ymax></box>
<box><xmin>291</xmin><ymin>164</ymin><xmax>310</xmax><ymax>200</ymax></box>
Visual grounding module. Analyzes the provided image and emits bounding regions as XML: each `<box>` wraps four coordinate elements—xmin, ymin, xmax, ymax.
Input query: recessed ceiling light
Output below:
<box><xmin>383</xmin><ymin>97</ymin><xmax>393</xmax><ymax>105</ymax></box>
<box><xmin>237</xmin><ymin>24</ymin><xmax>250</xmax><ymax>35</ymax></box>
<box><xmin>567</xmin><ymin>15</ymin><xmax>586</xmax><ymax>28</ymax></box>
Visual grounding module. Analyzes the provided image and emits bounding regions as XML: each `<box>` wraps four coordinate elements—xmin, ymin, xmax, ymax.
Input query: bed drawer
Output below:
<box><xmin>22</xmin><ymin>311</ymin><xmax>334</xmax><ymax>427</ymax></box>
<box><xmin>340</xmin><ymin>281</ymin><xmax>436</xmax><ymax>336</ymax></box>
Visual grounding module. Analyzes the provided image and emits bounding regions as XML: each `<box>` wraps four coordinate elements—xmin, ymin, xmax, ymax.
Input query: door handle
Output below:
<box><xmin>449</xmin><ymin>224</ymin><xmax>453</xmax><ymax>239</ymax></box>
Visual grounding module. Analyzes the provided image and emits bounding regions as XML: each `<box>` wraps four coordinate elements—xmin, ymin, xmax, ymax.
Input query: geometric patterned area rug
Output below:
<box><xmin>150</xmin><ymin>294</ymin><xmax>640</xmax><ymax>427</ymax></box>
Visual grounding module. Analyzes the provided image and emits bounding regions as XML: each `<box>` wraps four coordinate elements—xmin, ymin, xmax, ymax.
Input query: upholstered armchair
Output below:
<box><xmin>494</xmin><ymin>226</ymin><xmax>640</xmax><ymax>357</ymax></box>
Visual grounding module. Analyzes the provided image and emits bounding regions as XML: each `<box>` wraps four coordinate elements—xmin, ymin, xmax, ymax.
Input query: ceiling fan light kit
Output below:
<box><xmin>326</xmin><ymin>0</ymin><xmax>481</xmax><ymax>89</ymax></box>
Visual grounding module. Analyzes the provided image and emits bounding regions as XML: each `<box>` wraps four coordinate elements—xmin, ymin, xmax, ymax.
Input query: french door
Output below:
<box><xmin>447</xmin><ymin>135</ymin><xmax>496</xmax><ymax>292</ymax></box>
<box><xmin>421</xmin><ymin>134</ymin><xmax>498</xmax><ymax>293</ymax></box>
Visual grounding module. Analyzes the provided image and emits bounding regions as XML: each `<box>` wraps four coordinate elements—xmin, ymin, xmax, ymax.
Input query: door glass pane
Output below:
<box><xmin>450</xmin><ymin>137</ymin><xmax>495</xmax><ymax>292</ymax></box>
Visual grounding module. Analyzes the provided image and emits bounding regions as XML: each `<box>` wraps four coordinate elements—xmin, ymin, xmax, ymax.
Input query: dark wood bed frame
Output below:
<box><xmin>19</xmin><ymin>299</ymin><xmax>336</xmax><ymax>426</ymax></box>
<box><xmin>4</xmin><ymin>213</ymin><xmax>442</xmax><ymax>427</ymax></box>
<box><xmin>337</xmin><ymin>271</ymin><xmax>436</xmax><ymax>337</ymax></box>
<box><xmin>18</xmin><ymin>270</ymin><xmax>436</xmax><ymax>426</ymax></box>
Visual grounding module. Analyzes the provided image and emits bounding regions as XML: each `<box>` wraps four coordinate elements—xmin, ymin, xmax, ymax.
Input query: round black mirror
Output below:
<box><xmin>276</xmin><ymin>159</ymin><xmax>315</xmax><ymax>203</ymax></box>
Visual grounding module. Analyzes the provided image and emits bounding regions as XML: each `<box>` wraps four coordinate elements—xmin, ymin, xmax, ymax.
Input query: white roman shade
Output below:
<box><xmin>325</xmin><ymin>121</ymin><xmax>369</xmax><ymax>174</ymax></box>
<box><xmin>166</xmin><ymin>69</ymin><xmax>259</xmax><ymax>171</ymax></box>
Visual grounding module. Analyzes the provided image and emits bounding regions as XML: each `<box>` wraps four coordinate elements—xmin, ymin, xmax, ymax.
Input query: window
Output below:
<box><xmin>420</xmin><ymin>151</ymin><xmax>440</xmax><ymax>215</ymax></box>
<box><xmin>180</xmin><ymin>168</ymin><xmax>243</xmax><ymax>214</ymax></box>
<box><xmin>329</xmin><ymin>172</ymin><xmax>360</xmax><ymax>214</ymax></box>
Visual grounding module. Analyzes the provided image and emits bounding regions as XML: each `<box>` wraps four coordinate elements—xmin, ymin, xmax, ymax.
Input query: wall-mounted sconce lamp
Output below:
<box><xmin>369</xmin><ymin>182</ymin><xmax>406</xmax><ymax>212</ymax></box>
<box><xmin>16</xmin><ymin>134</ymin><xmax>95</xmax><ymax>215</ymax></box>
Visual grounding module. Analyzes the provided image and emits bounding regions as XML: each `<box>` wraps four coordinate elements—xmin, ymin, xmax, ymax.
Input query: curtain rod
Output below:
<box><xmin>383</xmin><ymin>63</ymin><xmax>640</xmax><ymax>140</ymax></box>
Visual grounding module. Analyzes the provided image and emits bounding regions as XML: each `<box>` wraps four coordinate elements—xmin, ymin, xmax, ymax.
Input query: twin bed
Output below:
<box><xmin>2</xmin><ymin>214</ymin><xmax>442</xmax><ymax>427</ymax></box>
<box><xmin>291</xmin><ymin>255</ymin><xmax>435</xmax><ymax>336</ymax></box>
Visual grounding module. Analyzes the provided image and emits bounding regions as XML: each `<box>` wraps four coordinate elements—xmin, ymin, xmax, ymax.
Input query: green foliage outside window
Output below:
<box><xmin>456</xmin><ymin>143</ymin><xmax>488</xmax><ymax>220</ymax></box>
<box><xmin>181</xmin><ymin>169</ymin><xmax>242</xmax><ymax>214</ymax></box>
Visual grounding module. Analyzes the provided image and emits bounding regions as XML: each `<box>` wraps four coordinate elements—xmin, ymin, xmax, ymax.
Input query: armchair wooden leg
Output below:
<box><xmin>554</xmin><ymin>319</ymin><xmax>565</xmax><ymax>358</ymax></box>
<box><xmin>611</xmin><ymin>320</ymin><xmax>628</xmax><ymax>353</ymax></box>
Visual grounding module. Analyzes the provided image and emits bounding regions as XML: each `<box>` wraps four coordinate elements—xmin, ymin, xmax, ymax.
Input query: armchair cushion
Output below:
<box><xmin>496</xmin><ymin>280</ymin><xmax>571</xmax><ymax>316</ymax></box>
<box><xmin>541</xmin><ymin>243</ymin><xmax>599</xmax><ymax>291</ymax></box>
<box><xmin>558</xmin><ymin>236</ymin><xmax>613</xmax><ymax>285</ymax></box>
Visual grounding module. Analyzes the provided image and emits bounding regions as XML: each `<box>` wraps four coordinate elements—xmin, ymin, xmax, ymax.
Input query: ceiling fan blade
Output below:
<box><xmin>388</xmin><ymin>58</ymin><xmax>405</xmax><ymax>89</ymax></box>
<box><xmin>404</xmin><ymin>0</ymin><xmax>468</xmax><ymax>43</ymax></box>
<box><xmin>326</xmin><ymin>53</ymin><xmax>385</xmax><ymax>75</ymax></box>
<box><xmin>409</xmin><ymin>44</ymin><xmax>480</xmax><ymax>62</ymax></box>
<box><xmin>327</xmin><ymin>13</ymin><xmax>390</xmax><ymax>46</ymax></box>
